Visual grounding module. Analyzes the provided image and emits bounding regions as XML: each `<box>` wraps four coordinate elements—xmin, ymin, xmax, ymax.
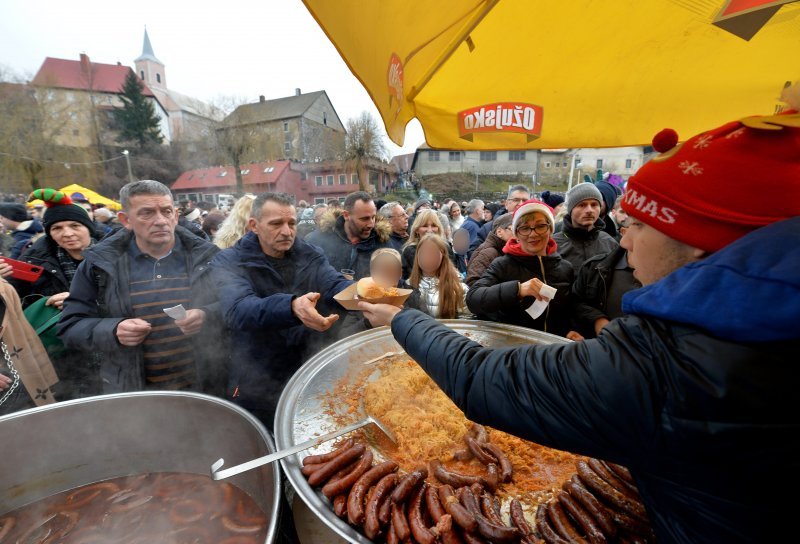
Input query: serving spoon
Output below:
<box><xmin>210</xmin><ymin>415</ymin><xmax>396</xmax><ymax>480</ymax></box>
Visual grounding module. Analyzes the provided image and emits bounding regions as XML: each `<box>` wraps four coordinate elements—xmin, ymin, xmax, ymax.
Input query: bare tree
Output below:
<box><xmin>344</xmin><ymin>111</ymin><xmax>388</xmax><ymax>192</ymax></box>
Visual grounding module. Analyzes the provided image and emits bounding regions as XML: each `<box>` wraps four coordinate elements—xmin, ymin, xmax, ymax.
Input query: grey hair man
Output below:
<box><xmin>477</xmin><ymin>184</ymin><xmax>530</xmax><ymax>244</ymax></box>
<box><xmin>461</xmin><ymin>198</ymin><xmax>485</xmax><ymax>246</ymax></box>
<box><xmin>379</xmin><ymin>201</ymin><xmax>409</xmax><ymax>251</ymax></box>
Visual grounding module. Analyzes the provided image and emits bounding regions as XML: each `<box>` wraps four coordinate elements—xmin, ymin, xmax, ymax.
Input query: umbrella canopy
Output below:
<box><xmin>303</xmin><ymin>0</ymin><xmax>799</xmax><ymax>149</ymax></box>
<box><xmin>28</xmin><ymin>184</ymin><xmax>122</xmax><ymax>211</ymax></box>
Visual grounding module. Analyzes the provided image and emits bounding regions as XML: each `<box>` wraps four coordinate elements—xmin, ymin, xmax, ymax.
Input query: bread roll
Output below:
<box><xmin>357</xmin><ymin>277</ymin><xmax>386</xmax><ymax>299</ymax></box>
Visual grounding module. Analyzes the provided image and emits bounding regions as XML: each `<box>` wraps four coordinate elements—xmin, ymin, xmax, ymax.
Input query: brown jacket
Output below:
<box><xmin>0</xmin><ymin>280</ymin><xmax>58</xmax><ymax>409</ymax></box>
<box><xmin>466</xmin><ymin>232</ymin><xmax>507</xmax><ymax>287</ymax></box>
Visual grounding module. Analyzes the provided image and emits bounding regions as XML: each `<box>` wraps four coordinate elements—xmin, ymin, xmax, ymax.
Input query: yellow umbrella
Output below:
<box><xmin>303</xmin><ymin>0</ymin><xmax>799</xmax><ymax>149</ymax></box>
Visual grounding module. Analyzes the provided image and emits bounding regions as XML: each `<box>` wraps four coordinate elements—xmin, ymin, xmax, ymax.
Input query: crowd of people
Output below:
<box><xmin>0</xmin><ymin>175</ymin><xmax>637</xmax><ymax>422</ymax></box>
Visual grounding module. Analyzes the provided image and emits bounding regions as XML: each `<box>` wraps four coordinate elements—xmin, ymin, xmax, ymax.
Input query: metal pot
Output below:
<box><xmin>275</xmin><ymin>320</ymin><xmax>569</xmax><ymax>543</ymax></box>
<box><xmin>0</xmin><ymin>391</ymin><xmax>281</xmax><ymax>543</ymax></box>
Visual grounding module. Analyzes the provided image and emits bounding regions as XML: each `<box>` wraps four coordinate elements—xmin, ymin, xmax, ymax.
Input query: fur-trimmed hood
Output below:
<box><xmin>316</xmin><ymin>208</ymin><xmax>392</xmax><ymax>244</ymax></box>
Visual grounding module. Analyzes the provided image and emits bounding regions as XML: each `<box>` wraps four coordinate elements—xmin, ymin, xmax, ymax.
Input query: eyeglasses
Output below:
<box><xmin>516</xmin><ymin>224</ymin><xmax>550</xmax><ymax>236</ymax></box>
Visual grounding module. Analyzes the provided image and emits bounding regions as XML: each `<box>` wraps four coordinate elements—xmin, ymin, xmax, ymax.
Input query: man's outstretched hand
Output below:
<box><xmin>292</xmin><ymin>292</ymin><xmax>340</xmax><ymax>332</ymax></box>
<box><xmin>358</xmin><ymin>302</ymin><xmax>402</xmax><ymax>329</ymax></box>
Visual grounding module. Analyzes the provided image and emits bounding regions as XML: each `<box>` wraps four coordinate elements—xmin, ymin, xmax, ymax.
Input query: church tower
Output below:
<box><xmin>134</xmin><ymin>28</ymin><xmax>166</xmax><ymax>90</ymax></box>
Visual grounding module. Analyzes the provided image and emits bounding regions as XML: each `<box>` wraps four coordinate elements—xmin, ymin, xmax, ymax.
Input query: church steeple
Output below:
<box><xmin>134</xmin><ymin>27</ymin><xmax>166</xmax><ymax>89</ymax></box>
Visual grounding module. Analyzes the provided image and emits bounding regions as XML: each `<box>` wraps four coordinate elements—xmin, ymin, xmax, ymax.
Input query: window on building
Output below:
<box><xmin>480</xmin><ymin>151</ymin><xmax>497</xmax><ymax>161</ymax></box>
<box><xmin>241</xmin><ymin>169</ymin><xmax>250</xmax><ymax>175</ymax></box>
<box><xmin>156</xmin><ymin>73</ymin><xmax>161</xmax><ymax>84</ymax></box>
<box><xmin>351</xmin><ymin>174</ymin><xmax>358</xmax><ymax>184</ymax></box>
<box><xmin>283</xmin><ymin>122</ymin><xmax>289</xmax><ymax>132</ymax></box>
<box><xmin>428</xmin><ymin>150</ymin><xmax>440</xmax><ymax>161</ymax></box>
<box><xmin>315</xmin><ymin>198</ymin><xmax>326</xmax><ymax>204</ymax></box>
<box><xmin>327</xmin><ymin>175</ymin><xmax>334</xmax><ymax>186</ymax></box>
<box><xmin>140</xmin><ymin>70</ymin><xmax>145</xmax><ymax>80</ymax></box>
<box><xmin>218</xmin><ymin>171</ymin><xmax>228</xmax><ymax>177</ymax></box>
<box><xmin>625</xmin><ymin>159</ymin><xmax>633</xmax><ymax>169</ymax></box>
<box><xmin>545</xmin><ymin>162</ymin><xmax>551</xmax><ymax>168</ymax></box>
<box><xmin>323</xmin><ymin>111</ymin><xmax>328</xmax><ymax>126</ymax></box>
<box><xmin>339</xmin><ymin>174</ymin><xmax>346</xmax><ymax>185</ymax></box>
<box><xmin>597</xmin><ymin>159</ymin><xmax>603</xmax><ymax>168</ymax></box>
<box><xmin>509</xmin><ymin>151</ymin><xmax>526</xmax><ymax>161</ymax></box>
<box><xmin>285</xmin><ymin>142</ymin><xmax>291</xmax><ymax>154</ymax></box>
<box><xmin>315</xmin><ymin>176</ymin><xmax>323</xmax><ymax>186</ymax></box>
<box><xmin>449</xmin><ymin>151</ymin><xmax>461</xmax><ymax>161</ymax></box>
<box><xmin>263</xmin><ymin>166</ymin><xmax>275</xmax><ymax>173</ymax></box>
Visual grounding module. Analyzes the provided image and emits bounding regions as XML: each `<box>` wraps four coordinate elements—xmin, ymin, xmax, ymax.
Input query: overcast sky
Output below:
<box><xmin>0</xmin><ymin>0</ymin><xmax>424</xmax><ymax>158</ymax></box>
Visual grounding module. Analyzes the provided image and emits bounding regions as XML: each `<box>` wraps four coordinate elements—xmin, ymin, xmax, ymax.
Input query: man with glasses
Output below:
<box><xmin>379</xmin><ymin>201</ymin><xmax>409</xmax><ymax>251</ymax></box>
<box><xmin>477</xmin><ymin>185</ymin><xmax>530</xmax><ymax>244</ymax></box>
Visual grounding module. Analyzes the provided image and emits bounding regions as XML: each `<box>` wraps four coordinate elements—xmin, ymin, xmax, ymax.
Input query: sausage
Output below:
<box><xmin>563</xmin><ymin>477</ymin><xmax>616</xmax><ymax>538</ymax></box>
<box><xmin>607</xmin><ymin>508</ymin><xmax>656</xmax><ymax>540</ymax></box>
<box><xmin>302</xmin><ymin>438</ymin><xmax>354</xmax><ymax>466</ymax></box>
<box><xmin>483</xmin><ymin>463</ymin><xmax>500</xmax><ymax>492</ymax></box>
<box><xmin>409</xmin><ymin>483</ymin><xmax>437</xmax><ymax>544</ymax></box>
<box><xmin>434</xmin><ymin>514</ymin><xmax>466</xmax><ymax>544</ymax></box>
<box><xmin>379</xmin><ymin>490</ymin><xmax>394</xmax><ymax>526</ymax></box>
<box><xmin>535</xmin><ymin>503</ymin><xmax>570</xmax><ymax>544</ymax></box>
<box><xmin>307</xmin><ymin>443</ymin><xmax>366</xmax><ymax>487</ymax></box>
<box><xmin>466</xmin><ymin>436</ymin><xmax>496</xmax><ymax>464</ymax></box>
<box><xmin>471</xmin><ymin>423</ymin><xmax>488</xmax><ymax>443</ymax></box>
<box><xmin>509</xmin><ymin>499</ymin><xmax>537</xmax><ymax>544</ymax></box>
<box><xmin>300</xmin><ymin>462</ymin><xmax>325</xmax><ymax>476</ymax></box>
<box><xmin>321</xmin><ymin>449</ymin><xmax>373</xmax><ymax>499</ymax></box>
<box><xmin>546</xmin><ymin>499</ymin><xmax>588</xmax><ymax>543</ymax></box>
<box><xmin>576</xmin><ymin>461</ymin><xmax>648</xmax><ymax>521</ymax></box>
<box><xmin>480</xmin><ymin>494</ymin><xmax>504</xmax><ymax>526</ymax></box>
<box><xmin>461</xmin><ymin>530</ymin><xmax>489</xmax><ymax>544</ymax></box>
<box><xmin>391</xmin><ymin>502</ymin><xmax>411</xmax><ymax>541</ymax></box>
<box><xmin>391</xmin><ymin>469</ymin><xmax>428</xmax><ymax>504</ymax></box>
<box><xmin>459</xmin><ymin>486</ymin><xmax>520</xmax><ymax>543</ymax></box>
<box><xmin>479</xmin><ymin>443</ymin><xmax>513</xmax><ymax>483</ymax></box>
<box><xmin>386</xmin><ymin>517</ymin><xmax>400</xmax><ymax>544</ymax></box>
<box><xmin>589</xmin><ymin>459</ymin><xmax>641</xmax><ymax>501</ymax></box>
<box><xmin>599</xmin><ymin>460</ymin><xmax>640</xmax><ymax>496</ymax></box>
<box><xmin>432</xmin><ymin>460</ymin><xmax>487</xmax><ymax>489</ymax></box>
<box><xmin>439</xmin><ymin>484</ymin><xmax>478</xmax><ymax>533</ymax></box>
<box><xmin>454</xmin><ymin>448</ymin><xmax>475</xmax><ymax>461</ymax></box>
<box><xmin>348</xmin><ymin>460</ymin><xmax>398</xmax><ymax>525</ymax></box>
<box><xmin>605</xmin><ymin>462</ymin><xmax>635</xmax><ymax>486</ymax></box>
<box><xmin>332</xmin><ymin>494</ymin><xmax>347</xmax><ymax>518</ymax></box>
<box><xmin>425</xmin><ymin>485</ymin><xmax>447</xmax><ymax>522</ymax></box>
<box><xmin>364</xmin><ymin>473</ymin><xmax>398</xmax><ymax>539</ymax></box>
<box><xmin>555</xmin><ymin>493</ymin><xmax>602</xmax><ymax>544</ymax></box>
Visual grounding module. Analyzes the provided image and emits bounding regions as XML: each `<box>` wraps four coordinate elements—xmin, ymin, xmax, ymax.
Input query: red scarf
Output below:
<box><xmin>502</xmin><ymin>237</ymin><xmax>558</xmax><ymax>257</ymax></box>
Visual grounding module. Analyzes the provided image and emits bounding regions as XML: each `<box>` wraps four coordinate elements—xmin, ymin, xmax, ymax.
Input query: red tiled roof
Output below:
<box><xmin>171</xmin><ymin>161</ymin><xmax>293</xmax><ymax>191</ymax></box>
<box><xmin>32</xmin><ymin>56</ymin><xmax>155</xmax><ymax>97</ymax></box>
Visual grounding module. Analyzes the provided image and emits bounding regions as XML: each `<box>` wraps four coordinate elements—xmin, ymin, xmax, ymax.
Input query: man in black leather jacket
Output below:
<box><xmin>360</xmin><ymin>110</ymin><xmax>800</xmax><ymax>543</ymax></box>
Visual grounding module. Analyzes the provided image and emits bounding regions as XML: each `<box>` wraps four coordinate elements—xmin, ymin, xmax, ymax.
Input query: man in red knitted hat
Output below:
<box><xmin>360</xmin><ymin>109</ymin><xmax>800</xmax><ymax>542</ymax></box>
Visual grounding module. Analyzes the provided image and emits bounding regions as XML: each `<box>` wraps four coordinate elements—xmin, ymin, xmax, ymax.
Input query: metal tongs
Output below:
<box><xmin>210</xmin><ymin>415</ymin><xmax>396</xmax><ymax>480</ymax></box>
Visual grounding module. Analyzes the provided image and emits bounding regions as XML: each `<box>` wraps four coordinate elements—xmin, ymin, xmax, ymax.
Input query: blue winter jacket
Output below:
<box><xmin>390</xmin><ymin>217</ymin><xmax>800</xmax><ymax>543</ymax></box>
<box><xmin>211</xmin><ymin>231</ymin><xmax>353</xmax><ymax>426</ymax></box>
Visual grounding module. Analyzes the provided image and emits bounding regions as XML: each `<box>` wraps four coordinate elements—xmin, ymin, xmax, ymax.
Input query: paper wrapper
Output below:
<box><xmin>163</xmin><ymin>304</ymin><xmax>187</xmax><ymax>320</ymax></box>
<box><xmin>334</xmin><ymin>283</ymin><xmax>412</xmax><ymax>310</ymax></box>
<box><xmin>525</xmin><ymin>283</ymin><xmax>558</xmax><ymax>320</ymax></box>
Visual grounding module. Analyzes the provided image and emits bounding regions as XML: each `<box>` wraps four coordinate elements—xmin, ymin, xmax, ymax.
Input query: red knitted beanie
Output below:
<box><xmin>622</xmin><ymin>111</ymin><xmax>800</xmax><ymax>252</ymax></box>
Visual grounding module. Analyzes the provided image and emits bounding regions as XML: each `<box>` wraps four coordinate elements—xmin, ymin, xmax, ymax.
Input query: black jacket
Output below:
<box><xmin>390</xmin><ymin>217</ymin><xmax>800</xmax><ymax>543</ymax></box>
<box><xmin>57</xmin><ymin>227</ymin><xmax>225</xmax><ymax>395</ymax></box>
<box><xmin>465</xmin><ymin>252</ymin><xmax>574</xmax><ymax>336</ymax></box>
<box><xmin>306</xmin><ymin>214</ymin><xmax>392</xmax><ymax>281</ymax></box>
<box><xmin>571</xmin><ymin>246</ymin><xmax>641</xmax><ymax>337</ymax></box>
<box><xmin>553</xmin><ymin>215</ymin><xmax>618</xmax><ymax>272</ymax></box>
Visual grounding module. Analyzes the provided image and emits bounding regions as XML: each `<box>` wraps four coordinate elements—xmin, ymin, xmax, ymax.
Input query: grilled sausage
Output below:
<box><xmin>379</xmin><ymin>488</ymin><xmax>394</xmax><ymax>526</ymax></box>
<box><xmin>466</xmin><ymin>436</ymin><xmax>496</xmax><ymax>464</ymax></box>
<box><xmin>564</xmin><ymin>477</ymin><xmax>617</xmax><ymax>538</ymax></box>
<box><xmin>480</xmin><ymin>494</ymin><xmax>504</xmax><ymax>526</ymax></box>
<box><xmin>320</xmin><ymin>449</ymin><xmax>373</xmax><ymax>499</ymax></box>
<box><xmin>409</xmin><ymin>483</ymin><xmax>437</xmax><ymax>544</ymax></box>
<box><xmin>599</xmin><ymin>460</ymin><xmax>640</xmax><ymax>496</ymax></box>
<box><xmin>478</xmin><ymin>442</ymin><xmax>513</xmax><ymax>483</ymax></box>
<box><xmin>300</xmin><ymin>462</ymin><xmax>325</xmax><ymax>477</ymax></box>
<box><xmin>364</xmin><ymin>473</ymin><xmax>398</xmax><ymax>539</ymax></box>
<box><xmin>386</xmin><ymin>517</ymin><xmax>399</xmax><ymax>544</ymax></box>
<box><xmin>332</xmin><ymin>494</ymin><xmax>347</xmax><ymax>518</ymax></box>
<box><xmin>307</xmin><ymin>443</ymin><xmax>366</xmax><ymax>487</ymax></box>
<box><xmin>391</xmin><ymin>502</ymin><xmax>411</xmax><ymax>541</ymax></box>
<box><xmin>302</xmin><ymin>438</ymin><xmax>354</xmax><ymax>466</ymax></box>
<box><xmin>576</xmin><ymin>461</ymin><xmax>647</xmax><ymax>521</ymax></box>
<box><xmin>454</xmin><ymin>448</ymin><xmax>475</xmax><ymax>461</ymax></box>
<box><xmin>607</xmin><ymin>508</ymin><xmax>656</xmax><ymax>540</ymax></box>
<box><xmin>439</xmin><ymin>485</ymin><xmax>478</xmax><ymax>533</ymax></box>
<box><xmin>432</xmin><ymin>460</ymin><xmax>488</xmax><ymax>489</ymax></box>
<box><xmin>535</xmin><ymin>503</ymin><xmax>570</xmax><ymax>544</ymax></box>
<box><xmin>348</xmin><ymin>460</ymin><xmax>398</xmax><ymax>525</ymax></box>
<box><xmin>471</xmin><ymin>423</ymin><xmax>488</xmax><ymax>443</ymax></box>
<box><xmin>509</xmin><ymin>499</ymin><xmax>537</xmax><ymax>544</ymax></box>
<box><xmin>589</xmin><ymin>459</ymin><xmax>640</xmax><ymax>501</ymax></box>
<box><xmin>392</xmin><ymin>469</ymin><xmax>428</xmax><ymax>504</ymax></box>
<box><xmin>547</xmin><ymin>498</ymin><xmax>589</xmax><ymax>543</ymax></box>
<box><xmin>425</xmin><ymin>485</ymin><xmax>447</xmax><ymax>522</ymax></box>
<box><xmin>605</xmin><ymin>462</ymin><xmax>635</xmax><ymax>486</ymax></box>
<box><xmin>459</xmin><ymin>486</ymin><xmax>520</xmax><ymax>543</ymax></box>
<box><xmin>483</xmin><ymin>463</ymin><xmax>500</xmax><ymax>492</ymax></box>
<box><xmin>559</xmin><ymin>491</ymin><xmax>608</xmax><ymax>544</ymax></box>
<box><xmin>434</xmin><ymin>514</ymin><xmax>466</xmax><ymax>544</ymax></box>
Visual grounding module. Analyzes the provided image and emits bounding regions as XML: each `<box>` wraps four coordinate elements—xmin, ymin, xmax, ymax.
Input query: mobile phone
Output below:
<box><xmin>0</xmin><ymin>257</ymin><xmax>44</xmax><ymax>282</ymax></box>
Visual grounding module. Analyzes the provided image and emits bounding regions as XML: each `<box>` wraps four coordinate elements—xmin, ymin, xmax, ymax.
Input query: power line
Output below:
<box><xmin>0</xmin><ymin>151</ymin><xmax>127</xmax><ymax>166</ymax></box>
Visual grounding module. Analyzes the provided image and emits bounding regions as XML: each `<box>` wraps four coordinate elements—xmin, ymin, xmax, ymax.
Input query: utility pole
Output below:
<box><xmin>567</xmin><ymin>150</ymin><xmax>580</xmax><ymax>191</ymax></box>
<box><xmin>122</xmin><ymin>150</ymin><xmax>134</xmax><ymax>183</ymax></box>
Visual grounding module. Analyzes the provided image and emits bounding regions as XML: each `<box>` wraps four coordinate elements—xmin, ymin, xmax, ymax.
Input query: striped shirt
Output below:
<box><xmin>128</xmin><ymin>236</ymin><xmax>195</xmax><ymax>390</ymax></box>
